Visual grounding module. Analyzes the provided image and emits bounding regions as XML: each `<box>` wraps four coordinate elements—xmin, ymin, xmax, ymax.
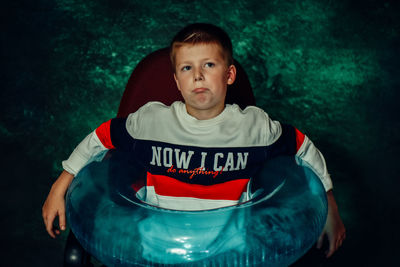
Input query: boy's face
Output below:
<box><xmin>173</xmin><ymin>43</ymin><xmax>236</xmax><ymax>120</ymax></box>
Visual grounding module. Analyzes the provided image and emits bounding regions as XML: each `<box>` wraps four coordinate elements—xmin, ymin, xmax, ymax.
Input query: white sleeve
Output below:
<box><xmin>296</xmin><ymin>135</ymin><xmax>333</xmax><ymax>191</ymax></box>
<box><xmin>62</xmin><ymin>130</ymin><xmax>108</xmax><ymax>176</ymax></box>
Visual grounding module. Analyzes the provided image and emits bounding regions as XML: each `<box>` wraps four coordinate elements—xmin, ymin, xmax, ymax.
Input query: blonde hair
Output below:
<box><xmin>170</xmin><ymin>23</ymin><xmax>234</xmax><ymax>72</ymax></box>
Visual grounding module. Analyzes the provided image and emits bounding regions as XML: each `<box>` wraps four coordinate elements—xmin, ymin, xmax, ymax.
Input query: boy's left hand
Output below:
<box><xmin>317</xmin><ymin>190</ymin><xmax>346</xmax><ymax>258</ymax></box>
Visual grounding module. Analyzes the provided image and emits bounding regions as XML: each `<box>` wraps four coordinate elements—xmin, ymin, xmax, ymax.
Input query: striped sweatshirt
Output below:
<box><xmin>63</xmin><ymin>101</ymin><xmax>332</xmax><ymax>210</ymax></box>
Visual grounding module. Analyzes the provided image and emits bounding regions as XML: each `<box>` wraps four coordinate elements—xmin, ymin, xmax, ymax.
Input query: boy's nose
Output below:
<box><xmin>194</xmin><ymin>70</ymin><xmax>204</xmax><ymax>81</ymax></box>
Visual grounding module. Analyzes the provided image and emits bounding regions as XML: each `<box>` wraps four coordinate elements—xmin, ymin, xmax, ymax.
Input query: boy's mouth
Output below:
<box><xmin>193</xmin><ymin>87</ymin><xmax>208</xmax><ymax>93</ymax></box>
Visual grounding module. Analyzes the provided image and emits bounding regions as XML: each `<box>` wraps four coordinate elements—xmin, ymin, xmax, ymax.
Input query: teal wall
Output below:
<box><xmin>2</xmin><ymin>0</ymin><xmax>399</xmax><ymax>266</ymax></box>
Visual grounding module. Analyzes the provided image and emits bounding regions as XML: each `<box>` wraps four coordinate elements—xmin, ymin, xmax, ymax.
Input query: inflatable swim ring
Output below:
<box><xmin>66</xmin><ymin>150</ymin><xmax>327</xmax><ymax>266</ymax></box>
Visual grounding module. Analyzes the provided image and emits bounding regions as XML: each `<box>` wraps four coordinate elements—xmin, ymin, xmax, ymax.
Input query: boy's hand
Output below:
<box><xmin>317</xmin><ymin>190</ymin><xmax>346</xmax><ymax>258</ymax></box>
<box><xmin>42</xmin><ymin>170</ymin><xmax>74</xmax><ymax>238</ymax></box>
<box><xmin>42</xmin><ymin>193</ymin><xmax>66</xmax><ymax>238</ymax></box>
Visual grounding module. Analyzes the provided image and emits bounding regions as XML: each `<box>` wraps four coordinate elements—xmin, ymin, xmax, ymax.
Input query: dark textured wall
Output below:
<box><xmin>2</xmin><ymin>0</ymin><xmax>399</xmax><ymax>266</ymax></box>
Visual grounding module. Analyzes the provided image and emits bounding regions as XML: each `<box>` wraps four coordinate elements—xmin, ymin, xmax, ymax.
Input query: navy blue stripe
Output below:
<box><xmin>266</xmin><ymin>123</ymin><xmax>297</xmax><ymax>159</ymax></box>
<box><xmin>107</xmin><ymin>120</ymin><xmax>298</xmax><ymax>186</ymax></box>
<box><xmin>132</xmin><ymin>139</ymin><xmax>264</xmax><ymax>185</ymax></box>
<box><xmin>110</xmin><ymin>118</ymin><xmax>135</xmax><ymax>151</ymax></box>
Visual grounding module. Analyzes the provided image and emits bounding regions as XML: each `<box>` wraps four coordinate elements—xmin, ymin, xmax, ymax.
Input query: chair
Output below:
<box><xmin>63</xmin><ymin>47</ymin><xmax>256</xmax><ymax>266</ymax></box>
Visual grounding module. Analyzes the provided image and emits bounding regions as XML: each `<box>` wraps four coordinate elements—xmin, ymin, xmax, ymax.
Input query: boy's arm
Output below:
<box><xmin>42</xmin><ymin>170</ymin><xmax>74</xmax><ymax>238</ymax></box>
<box><xmin>42</xmin><ymin>127</ymin><xmax>108</xmax><ymax>238</ymax></box>
<box><xmin>42</xmin><ymin>118</ymin><xmax>129</xmax><ymax>237</ymax></box>
<box><xmin>62</xmin><ymin>126</ymin><xmax>113</xmax><ymax>176</ymax></box>
<box><xmin>317</xmin><ymin>190</ymin><xmax>346</xmax><ymax>258</ymax></box>
<box><xmin>294</xmin><ymin>130</ymin><xmax>345</xmax><ymax>257</ymax></box>
<box><xmin>267</xmin><ymin>120</ymin><xmax>346</xmax><ymax>257</ymax></box>
<box><xmin>295</xmin><ymin>133</ymin><xmax>333</xmax><ymax>191</ymax></box>
<box><xmin>42</xmin><ymin>126</ymin><xmax>110</xmax><ymax>238</ymax></box>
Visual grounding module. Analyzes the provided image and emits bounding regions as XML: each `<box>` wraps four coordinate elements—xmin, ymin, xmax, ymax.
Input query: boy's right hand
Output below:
<box><xmin>42</xmin><ymin>170</ymin><xmax>74</xmax><ymax>238</ymax></box>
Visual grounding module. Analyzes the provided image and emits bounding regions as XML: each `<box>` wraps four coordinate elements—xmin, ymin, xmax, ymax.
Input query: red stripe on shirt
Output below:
<box><xmin>295</xmin><ymin>128</ymin><xmax>305</xmax><ymax>151</ymax></box>
<box><xmin>146</xmin><ymin>172</ymin><xmax>249</xmax><ymax>201</ymax></box>
<box><xmin>95</xmin><ymin>120</ymin><xmax>115</xmax><ymax>149</ymax></box>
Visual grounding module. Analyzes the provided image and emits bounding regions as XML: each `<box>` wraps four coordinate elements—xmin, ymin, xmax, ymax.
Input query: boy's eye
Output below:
<box><xmin>204</xmin><ymin>62</ymin><xmax>215</xmax><ymax>68</ymax></box>
<box><xmin>181</xmin><ymin>66</ymin><xmax>191</xmax><ymax>71</ymax></box>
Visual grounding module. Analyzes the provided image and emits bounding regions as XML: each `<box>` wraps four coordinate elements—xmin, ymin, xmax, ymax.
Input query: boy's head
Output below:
<box><xmin>170</xmin><ymin>23</ymin><xmax>237</xmax><ymax>120</ymax></box>
<box><xmin>170</xmin><ymin>23</ymin><xmax>234</xmax><ymax>71</ymax></box>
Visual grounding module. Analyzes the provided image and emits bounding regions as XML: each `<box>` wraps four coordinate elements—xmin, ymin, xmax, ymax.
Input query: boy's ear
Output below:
<box><xmin>227</xmin><ymin>65</ymin><xmax>237</xmax><ymax>85</ymax></box>
<box><xmin>174</xmin><ymin>73</ymin><xmax>181</xmax><ymax>91</ymax></box>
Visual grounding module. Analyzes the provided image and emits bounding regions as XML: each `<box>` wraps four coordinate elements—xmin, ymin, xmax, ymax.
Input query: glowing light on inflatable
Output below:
<box><xmin>66</xmin><ymin>150</ymin><xmax>327</xmax><ymax>266</ymax></box>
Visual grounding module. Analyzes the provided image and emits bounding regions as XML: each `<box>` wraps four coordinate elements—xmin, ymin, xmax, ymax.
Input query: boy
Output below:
<box><xmin>42</xmin><ymin>23</ymin><xmax>345</xmax><ymax>258</ymax></box>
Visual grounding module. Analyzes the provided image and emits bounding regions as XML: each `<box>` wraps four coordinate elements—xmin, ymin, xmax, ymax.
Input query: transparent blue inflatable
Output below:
<box><xmin>66</xmin><ymin>150</ymin><xmax>328</xmax><ymax>266</ymax></box>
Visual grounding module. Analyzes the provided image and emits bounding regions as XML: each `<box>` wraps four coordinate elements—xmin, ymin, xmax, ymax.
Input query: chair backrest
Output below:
<box><xmin>117</xmin><ymin>47</ymin><xmax>256</xmax><ymax>117</ymax></box>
